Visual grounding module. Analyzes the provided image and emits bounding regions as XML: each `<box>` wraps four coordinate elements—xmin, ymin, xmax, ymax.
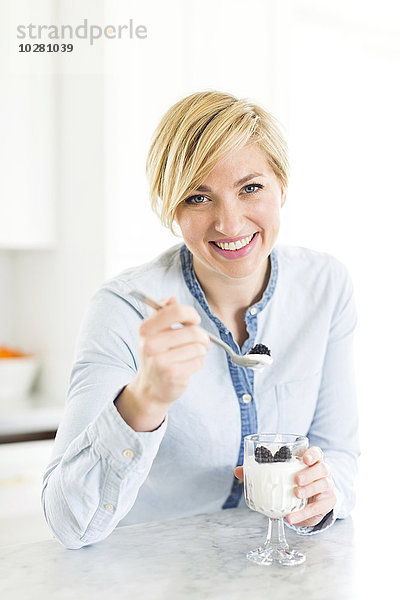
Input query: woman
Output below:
<box><xmin>42</xmin><ymin>91</ymin><xmax>359</xmax><ymax>549</ymax></box>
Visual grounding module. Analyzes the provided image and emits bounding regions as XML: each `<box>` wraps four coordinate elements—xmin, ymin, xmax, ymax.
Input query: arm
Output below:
<box><xmin>42</xmin><ymin>286</ymin><xmax>209</xmax><ymax>549</ymax></box>
<box><xmin>286</xmin><ymin>259</ymin><xmax>360</xmax><ymax>533</ymax></box>
<box><xmin>41</xmin><ymin>286</ymin><xmax>165</xmax><ymax>549</ymax></box>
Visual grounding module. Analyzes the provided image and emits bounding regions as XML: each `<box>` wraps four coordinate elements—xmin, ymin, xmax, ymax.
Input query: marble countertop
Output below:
<box><xmin>0</xmin><ymin>506</ymin><xmax>369</xmax><ymax>600</ymax></box>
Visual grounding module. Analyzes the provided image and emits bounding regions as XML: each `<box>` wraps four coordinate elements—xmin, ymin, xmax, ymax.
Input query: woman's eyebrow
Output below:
<box><xmin>196</xmin><ymin>172</ymin><xmax>265</xmax><ymax>192</ymax></box>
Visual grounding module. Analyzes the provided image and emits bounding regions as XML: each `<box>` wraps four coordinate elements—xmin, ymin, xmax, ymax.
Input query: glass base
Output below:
<box><xmin>247</xmin><ymin>542</ymin><xmax>306</xmax><ymax>566</ymax></box>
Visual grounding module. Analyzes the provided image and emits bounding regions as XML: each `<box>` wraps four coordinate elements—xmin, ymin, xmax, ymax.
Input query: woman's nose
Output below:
<box><xmin>213</xmin><ymin>199</ymin><xmax>245</xmax><ymax>236</ymax></box>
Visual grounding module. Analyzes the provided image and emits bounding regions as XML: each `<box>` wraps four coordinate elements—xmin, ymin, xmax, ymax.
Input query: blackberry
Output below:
<box><xmin>274</xmin><ymin>446</ymin><xmax>292</xmax><ymax>462</ymax></box>
<box><xmin>255</xmin><ymin>445</ymin><xmax>274</xmax><ymax>463</ymax></box>
<box><xmin>248</xmin><ymin>344</ymin><xmax>271</xmax><ymax>356</ymax></box>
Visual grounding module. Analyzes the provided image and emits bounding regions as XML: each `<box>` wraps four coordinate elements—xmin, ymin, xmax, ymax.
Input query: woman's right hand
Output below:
<box><xmin>115</xmin><ymin>296</ymin><xmax>211</xmax><ymax>431</ymax></box>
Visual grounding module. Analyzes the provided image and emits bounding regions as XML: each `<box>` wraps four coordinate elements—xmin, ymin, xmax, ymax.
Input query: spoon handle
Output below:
<box><xmin>207</xmin><ymin>331</ymin><xmax>236</xmax><ymax>358</ymax></box>
<box><xmin>129</xmin><ymin>289</ymin><xmax>234</xmax><ymax>357</ymax></box>
<box><xmin>129</xmin><ymin>289</ymin><xmax>165</xmax><ymax>311</ymax></box>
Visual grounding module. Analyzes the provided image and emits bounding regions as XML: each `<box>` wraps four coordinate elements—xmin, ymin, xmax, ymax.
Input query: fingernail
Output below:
<box><xmin>297</xmin><ymin>487</ymin><xmax>305</xmax><ymax>498</ymax></box>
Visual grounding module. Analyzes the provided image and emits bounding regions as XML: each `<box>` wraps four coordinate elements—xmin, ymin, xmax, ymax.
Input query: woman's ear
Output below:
<box><xmin>281</xmin><ymin>189</ymin><xmax>287</xmax><ymax>208</ymax></box>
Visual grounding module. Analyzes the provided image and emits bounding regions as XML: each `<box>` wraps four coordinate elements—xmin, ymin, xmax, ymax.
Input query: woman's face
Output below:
<box><xmin>174</xmin><ymin>142</ymin><xmax>286</xmax><ymax>283</ymax></box>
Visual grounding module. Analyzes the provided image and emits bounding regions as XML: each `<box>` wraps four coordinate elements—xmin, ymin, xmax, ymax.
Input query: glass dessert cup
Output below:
<box><xmin>244</xmin><ymin>433</ymin><xmax>309</xmax><ymax>566</ymax></box>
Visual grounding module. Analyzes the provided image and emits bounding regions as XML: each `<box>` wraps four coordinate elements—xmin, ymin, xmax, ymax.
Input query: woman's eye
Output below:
<box><xmin>185</xmin><ymin>194</ymin><xmax>207</xmax><ymax>205</ymax></box>
<box><xmin>243</xmin><ymin>184</ymin><xmax>263</xmax><ymax>194</ymax></box>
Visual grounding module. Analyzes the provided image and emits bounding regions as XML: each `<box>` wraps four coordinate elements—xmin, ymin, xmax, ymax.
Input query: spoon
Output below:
<box><xmin>129</xmin><ymin>289</ymin><xmax>273</xmax><ymax>371</ymax></box>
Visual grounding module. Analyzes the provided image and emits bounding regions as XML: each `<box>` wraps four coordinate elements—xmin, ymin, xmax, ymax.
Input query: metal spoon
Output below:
<box><xmin>129</xmin><ymin>289</ymin><xmax>273</xmax><ymax>371</ymax></box>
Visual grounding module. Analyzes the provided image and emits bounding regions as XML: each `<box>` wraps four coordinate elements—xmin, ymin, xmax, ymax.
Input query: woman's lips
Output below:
<box><xmin>209</xmin><ymin>232</ymin><xmax>259</xmax><ymax>260</ymax></box>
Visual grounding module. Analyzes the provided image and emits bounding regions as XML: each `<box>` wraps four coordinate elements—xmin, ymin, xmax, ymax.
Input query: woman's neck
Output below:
<box><xmin>193</xmin><ymin>256</ymin><xmax>271</xmax><ymax>318</ymax></box>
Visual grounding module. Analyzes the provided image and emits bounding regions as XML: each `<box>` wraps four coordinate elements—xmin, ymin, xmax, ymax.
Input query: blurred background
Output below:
<box><xmin>0</xmin><ymin>0</ymin><xmax>399</xmax><ymax>576</ymax></box>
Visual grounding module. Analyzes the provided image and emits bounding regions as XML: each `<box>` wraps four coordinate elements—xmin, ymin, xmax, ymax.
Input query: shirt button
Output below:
<box><xmin>242</xmin><ymin>393</ymin><xmax>252</xmax><ymax>403</ymax></box>
<box><xmin>122</xmin><ymin>448</ymin><xmax>134</xmax><ymax>459</ymax></box>
<box><xmin>249</xmin><ymin>307</ymin><xmax>258</xmax><ymax>316</ymax></box>
<box><xmin>104</xmin><ymin>503</ymin><xmax>114</xmax><ymax>512</ymax></box>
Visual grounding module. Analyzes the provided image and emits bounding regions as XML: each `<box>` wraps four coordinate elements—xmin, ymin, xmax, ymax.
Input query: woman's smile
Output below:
<box><xmin>209</xmin><ymin>232</ymin><xmax>259</xmax><ymax>260</ymax></box>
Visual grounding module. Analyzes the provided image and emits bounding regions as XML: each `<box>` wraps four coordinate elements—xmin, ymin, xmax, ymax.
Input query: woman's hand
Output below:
<box><xmin>115</xmin><ymin>296</ymin><xmax>211</xmax><ymax>431</ymax></box>
<box><xmin>286</xmin><ymin>446</ymin><xmax>336</xmax><ymax>527</ymax></box>
<box><xmin>233</xmin><ymin>446</ymin><xmax>337</xmax><ymax>528</ymax></box>
<box><xmin>135</xmin><ymin>296</ymin><xmax>211</xmax><ymax>404</ymax></box>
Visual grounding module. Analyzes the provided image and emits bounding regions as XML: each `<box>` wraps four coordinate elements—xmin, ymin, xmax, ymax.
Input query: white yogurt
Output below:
<box><xmin>244</xmin><ymin>456</ymin><xmax>306</xmax><ymax>518</ymax></box>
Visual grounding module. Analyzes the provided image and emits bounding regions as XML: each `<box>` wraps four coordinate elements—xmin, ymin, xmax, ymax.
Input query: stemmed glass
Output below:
<box><xmin>244</xmin><ymin>433</ymin><xmax>309</xmax><ymax>566</ymax></box>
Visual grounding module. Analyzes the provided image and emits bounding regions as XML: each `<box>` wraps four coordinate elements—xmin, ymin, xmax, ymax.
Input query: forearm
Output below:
<box><xmin>114</xmin><ymin>382</ymin><xmax>167</xmax><ymax>432</ymax></box>
<box><xmin>42</xmin><ymin>450</ymin><xmax>132</xmax><ymax>549</ymax></box>
<box><xmin>41</xmin><ymin>401</ymin><xmax>167</xmax><ymax>549</ymax></box>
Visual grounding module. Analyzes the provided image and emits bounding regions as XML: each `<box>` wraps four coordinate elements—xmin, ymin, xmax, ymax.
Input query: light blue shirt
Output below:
<box><xmin>42</xmin><ymin>243</ymin><xmax>359</xmax><ymax>549</ymax></box>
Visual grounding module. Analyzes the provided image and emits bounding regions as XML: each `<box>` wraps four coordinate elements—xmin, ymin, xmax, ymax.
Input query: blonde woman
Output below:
<box><xmin>42</xmin><ymin>91</ymin><xmax>359</xmax><ymax>549</ymax></box>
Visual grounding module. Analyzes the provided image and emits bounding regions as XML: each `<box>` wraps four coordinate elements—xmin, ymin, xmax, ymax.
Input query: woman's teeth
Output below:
<box><xmin>214</xmin><ymin>234</ymin><xmax>255</xmax><ymax>251</ymax></box>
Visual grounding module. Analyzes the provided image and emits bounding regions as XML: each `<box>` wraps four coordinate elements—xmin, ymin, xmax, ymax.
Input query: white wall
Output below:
<box><xmin>0</xmin><ymin>0</ymin><xmax>57</xmax><ymax>250</ymax></box>
<box><xmin>1</xmin><ymin>0</ymin><xmax>107</xmax><ymax>405</ymax></box>
<box><xmin>0</xmin><ymin>254</ymin><xmax>15</xmax><ymax>343</ymax></box>
<box><xmin>12</xmin><ymin>73</ymin><xmax>106</xmax><ymax>404</ymax></box>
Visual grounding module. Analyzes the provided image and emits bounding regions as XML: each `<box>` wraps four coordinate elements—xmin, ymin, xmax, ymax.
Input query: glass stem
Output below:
<box><xmin>266</xmin><ymin>517</ymin><xmax>289</xmax><ymax>550</ymax></box>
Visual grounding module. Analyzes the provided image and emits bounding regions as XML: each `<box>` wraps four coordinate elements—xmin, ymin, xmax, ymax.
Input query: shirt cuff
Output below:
<box><xmin>284</xmin><ymin>486</ymin><xmax>344</xmax><ymax>536</ymax></box>
<box><xmin>87</xmin><ymin>398</ymin><xmax>168</xmax><ymax>479</ymax></box>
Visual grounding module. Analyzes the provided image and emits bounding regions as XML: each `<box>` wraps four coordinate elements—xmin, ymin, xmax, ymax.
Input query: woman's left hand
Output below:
<box><xmin>285</xmin><ymin>446</ymin><xmax>337</xmax><ymax>527</ymax></box>
<box><xmin>233</xmin><ymin>445</ymin><xmax>337</xmax><ymax>528</ymax></box>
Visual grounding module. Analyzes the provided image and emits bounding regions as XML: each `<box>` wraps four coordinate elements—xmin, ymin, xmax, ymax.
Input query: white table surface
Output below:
<box><xmin>0</xmin><ymin>505</ymin><xmax>388</xmax><ymax>600</ymax></box>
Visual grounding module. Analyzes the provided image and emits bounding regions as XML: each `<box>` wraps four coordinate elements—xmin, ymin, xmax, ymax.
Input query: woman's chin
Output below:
<box><xmin>206</xmin><ymin>253</ymin><xmax>269</xmax><ymax>281</ymax></box>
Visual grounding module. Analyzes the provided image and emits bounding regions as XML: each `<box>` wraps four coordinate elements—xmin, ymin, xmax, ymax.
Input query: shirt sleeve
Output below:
<box><xmin>286</xmin><ymin>257</ymin><xmax>360</xmax><ymax>536</ymax></box>
<box><xmin>41</xmin><ymin>285</ymin><xmax>167</xmax><ymax>549</ymax></box>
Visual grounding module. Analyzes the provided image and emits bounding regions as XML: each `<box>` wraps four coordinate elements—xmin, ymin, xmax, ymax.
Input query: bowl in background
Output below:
<box><xmin>0</xmin><ymin>349</ymin><xmax>40</xmax><ymax>406</ymax></box>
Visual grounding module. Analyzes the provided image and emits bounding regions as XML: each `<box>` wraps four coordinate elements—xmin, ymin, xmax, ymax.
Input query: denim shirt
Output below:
<box><xmin>42</xmin><ymin>243</ymin><xmax>359</xmax><ymax>549</ymax></box>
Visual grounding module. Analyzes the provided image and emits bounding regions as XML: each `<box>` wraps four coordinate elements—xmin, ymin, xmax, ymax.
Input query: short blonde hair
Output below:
<box><xmin>146</xmin><ymin>90</ymin><xmax>289</xmax><ymax>233</ymax></box>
